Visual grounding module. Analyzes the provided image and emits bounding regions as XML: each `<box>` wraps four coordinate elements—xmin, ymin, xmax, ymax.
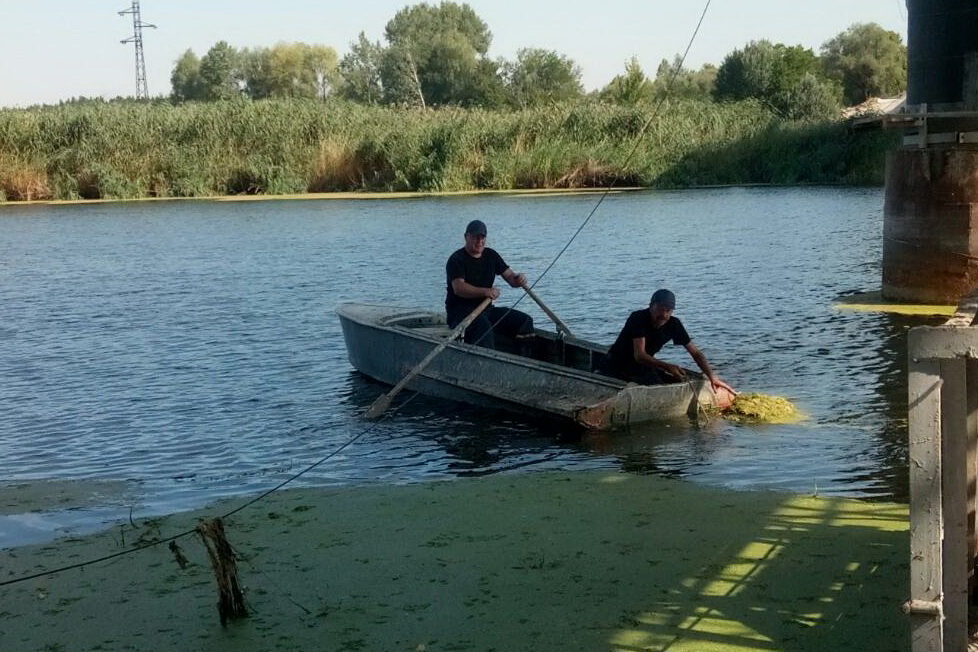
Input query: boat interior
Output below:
<box><xmin>382</xmin><ymin>311</ymin><xmax>609</xmax><ymax>374</ymax></box>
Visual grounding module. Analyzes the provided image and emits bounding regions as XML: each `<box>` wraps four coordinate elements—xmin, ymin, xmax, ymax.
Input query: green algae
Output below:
<box><xmin>724</xmin><ymin>392</ymin><xmax>804</xmax><ymax>424</ymax></box>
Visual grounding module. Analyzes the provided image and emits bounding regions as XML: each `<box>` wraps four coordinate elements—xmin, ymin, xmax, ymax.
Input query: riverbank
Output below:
<box><xmin>0</xmin><ymin>186</ymin><xmax>628</xmax><ymax>208</ymax></box>
<box><xmin>0</xmin><ymin>98</ymin><xmax>896</xmax><ymax>202</ymax></box>
<box><xmin>0</xmin><ymin>471</ymin><xmax>908</xmax><ymax>651</ymax></box>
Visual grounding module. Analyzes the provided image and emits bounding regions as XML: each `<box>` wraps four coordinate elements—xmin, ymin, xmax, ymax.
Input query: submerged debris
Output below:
<box><xmin>723</xmin><ymin>393</ymin><xmax>803</xmax><ymax>424</ymax></box>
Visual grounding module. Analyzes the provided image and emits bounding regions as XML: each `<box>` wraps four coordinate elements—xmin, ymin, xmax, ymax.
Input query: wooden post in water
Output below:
<box><xmin>906</xmin><ymin>348</ymin><xmax>945</xmax><ymax>652</ymax></box>
<box><xmin>939</xmin><ymin>356</ymin><xmax>969</xmax><ymax>650</ymax></box>
<box><xmin>907</xmin><ymin>325</ymin><xmax>978</xmax><ymax>651</ymax></box>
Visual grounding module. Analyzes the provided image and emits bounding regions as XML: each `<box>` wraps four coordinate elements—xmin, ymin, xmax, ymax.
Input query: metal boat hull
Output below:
<box><xmin>337</xmin><ymin>303</ymin><xmax>718</xmax><ymax>429</ymax></box>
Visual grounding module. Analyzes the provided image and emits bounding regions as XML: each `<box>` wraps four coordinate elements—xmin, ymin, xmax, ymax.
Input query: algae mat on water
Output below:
<box><xmin>0</xmin><ymin>471</ymin><xmax>908</xmax><ymax>651</ymax></box>
<box><xmin>724</xmin><ymin>392</ymin><xmax>805</xmax><ymax>424</ymax></box>
<box><xmin>834</xmin><ymin>290</ymin><xmax>955</xmax><ymax>317</ymax></box>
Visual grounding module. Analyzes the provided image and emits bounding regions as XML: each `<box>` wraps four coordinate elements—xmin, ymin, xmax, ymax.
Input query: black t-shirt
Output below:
<box><xmin>445</xmin><ymin>247</ymin><xmax>509</xmax><ymax>310</ymax></box>
<box><xmin>605</xmin><ymin>308</ymin><xmax>691</xmax><ymax>373</ymax></box>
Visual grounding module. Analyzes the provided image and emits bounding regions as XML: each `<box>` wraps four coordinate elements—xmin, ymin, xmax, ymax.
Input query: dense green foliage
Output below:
<box><xmin>714</xmin><ymin>41</ymin><xmax>842</xmax><ymax>120</ymax></box>
<box><xmin>0</xmin><ymin>98</ymin><xmax>898</xmax><ymax>202</ymax></box>
<box><xmin>162</xmin><ymin>1</ymin><xmax>905</xmax><ymax>114</ymax></box>
<box><xmin>502</xmin><ymin>48</ymin><xmax>584</xmax><ymax>109</ymax></box>
<box><xmin>600</xmin><ymin>57</ymin><xmax>655</xmax><ymax>105</ymax></box>
<box><xmin>821</xmin><ymin>23</ymin><xmax>907</xmax><ymax>105</ymax></box>
<box><xmin>171</xmin><ymin>41</ymin><xmax>341</xmax><ymax>102</ymax></box>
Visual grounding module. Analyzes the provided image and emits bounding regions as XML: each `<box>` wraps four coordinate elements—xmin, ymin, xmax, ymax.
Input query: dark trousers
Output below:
<box><xmin>597</xmin><ymin>361</ymin><xmax>676</xmax><ymax>385</ymax></box>
<box><xmin>447</xmin><ymin>305</ymin><xmax>534</xmax><ymax>349</ymax></box>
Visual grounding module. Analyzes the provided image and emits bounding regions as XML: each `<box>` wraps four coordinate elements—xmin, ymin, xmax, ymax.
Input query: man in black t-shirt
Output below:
<box><xmin>445</xmin><ymin>219</ymin><xmax>534</xmax><ymax>349</ymax></box>
<box><xmin>602</xmin><ymin>289</ymin><xmax>735</xmax><ymax>394</ymax></box>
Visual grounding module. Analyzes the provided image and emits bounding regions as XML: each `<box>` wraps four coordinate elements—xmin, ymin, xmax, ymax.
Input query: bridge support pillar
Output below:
<box><xmin>882</xmin><ymin>145</ymin><xmax>978</xmax><ymax>303</ymax></box>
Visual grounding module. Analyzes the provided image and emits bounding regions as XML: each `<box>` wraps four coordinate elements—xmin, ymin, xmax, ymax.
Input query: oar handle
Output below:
<box><xmin>365</xmin><ymin>297</ymin><xmax>492</xmax><ymax>419</ymax></box>
<box><xmin>523</xmin><ymin>285</ymin><xmax>574</xmax><ymax>337</ymax></box>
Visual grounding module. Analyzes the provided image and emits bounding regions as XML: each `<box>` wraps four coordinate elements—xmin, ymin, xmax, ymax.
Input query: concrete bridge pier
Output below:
<box><xmin>881</xmin><ymin>0</ymin><xmax>978</xmax><ymax>303</ymax></box>
<box><xmin>883</xmin><ymin>145</ymin><xmax>978</xmax><ymax>303</ymax></box>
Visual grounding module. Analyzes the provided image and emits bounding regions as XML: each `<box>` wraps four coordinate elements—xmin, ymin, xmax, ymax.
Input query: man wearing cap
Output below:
<box><xmin>601</xmin><ymin>289</ymin><xmax>735</xmax><ymax>394</ymax></box>
<box><xmin>445</xmin><ymin>220</ymin><xmax>534</xmax><ymax>350</ymax></box>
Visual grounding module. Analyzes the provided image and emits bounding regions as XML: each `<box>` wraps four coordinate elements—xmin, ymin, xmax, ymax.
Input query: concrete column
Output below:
<box><xmin>883</xmin><ymin>1</ymin><xmax>978</xmax><ymax>302</ymax></box>
<box><xmin>883</xmin><ymin>146</ymin><xmax>978</xmax><ymax>303</ymax></box>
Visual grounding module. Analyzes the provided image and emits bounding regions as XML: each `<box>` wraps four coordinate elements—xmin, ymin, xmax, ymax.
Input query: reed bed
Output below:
<box><xmin>0</xmin><ymin>99</ymin><xmax>897</xmax><ymax>201</ymax></box>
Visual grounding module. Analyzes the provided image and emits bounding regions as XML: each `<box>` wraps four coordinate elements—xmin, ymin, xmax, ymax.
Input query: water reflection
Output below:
<box><xmin>0</xmin><ymin>187</ymin><xmax>935</xmax><ymax>534</ymax></box>
<box><xmin>339</xmin><ymin>371</ymin><xmax>595</xmax><ymax>477</ymax></box>
<box><xmin>823</xmin><ymin>310</ymin><xmax>946</xmax><ymax>501</ymax></box>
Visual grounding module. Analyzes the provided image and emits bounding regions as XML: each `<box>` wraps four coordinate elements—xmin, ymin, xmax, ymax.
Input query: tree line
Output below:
<box><xmin>168</xmin><ymin>3</ymin><xmax>907</xmax><ymax>121</ymax></box>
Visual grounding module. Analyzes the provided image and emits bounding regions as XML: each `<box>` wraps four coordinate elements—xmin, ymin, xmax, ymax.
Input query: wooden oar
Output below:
<box><xmin>365</xmin><ymin>297</ymin><xmax>492</xmax><ymax>420</ymax></box>
<box><xmin>522</xmin><ymin>285</ymin><xmax>574</xmax><ymax>337</ymax></box>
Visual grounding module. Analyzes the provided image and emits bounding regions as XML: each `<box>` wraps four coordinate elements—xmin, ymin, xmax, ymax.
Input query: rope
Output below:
<box><xmin>0</xmin><ymin>0</ymin><xmax>716</xmax><ymax>586</ymax></box>
<box><xmin>517</xmin><ymin>0</ymin><xmax>713</xmax><ymax>302</ymax></box>
<box><xmin>883</xmin><ymin>234</ymin><xmax>978</xmax><ymax>262</ymax></box>
<box><xmin>0</xmin><ymin>424</ymin><xmax>374</xmax><ymax>587</ymax></box>
<box><xmin>483</xmin><ymin>0</ymin><xmax>715</xmax><ymax>335</ymax></box>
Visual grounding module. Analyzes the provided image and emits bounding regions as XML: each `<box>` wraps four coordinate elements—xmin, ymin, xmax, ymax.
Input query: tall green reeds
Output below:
<box><xmin>0</xmin><ymin>98</ymin><xmax>897</xmax><ymax>202</ymax></box>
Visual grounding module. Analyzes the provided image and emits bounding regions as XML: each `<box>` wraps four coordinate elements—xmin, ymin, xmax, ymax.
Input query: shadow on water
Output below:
<box><xmin>823</xmin><ymin>310</ymin><xmax>947</xmax><ymax>503</ymax></box>
<box><xmin>0</xmin><ymin>189</ymin><xmax>933</xmax><ymax>530</ymax></box>
<box><xmin>338</xmin><ymin>371</ymin><xmax>597</xmax><ymax>475</ymax></box>
<box><xmin>337</xmin><ymin>294</ymin><xmax>941</xmax><ymax>502</ymax></box>
<box><xmin>338</xmin><ymin>369</ymin><xmax>738</xmax><ymax>482</ymax></box>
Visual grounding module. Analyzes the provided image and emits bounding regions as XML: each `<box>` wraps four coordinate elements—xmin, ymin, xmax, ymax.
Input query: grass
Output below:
<box><xmin>0</xmin><ymin>98</ymin><xmax>899</xmax><ymax>201</ymax></box>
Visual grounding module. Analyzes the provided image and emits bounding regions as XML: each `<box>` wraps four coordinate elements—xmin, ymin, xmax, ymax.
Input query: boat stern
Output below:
<box><xmin>574</xmin><ymin>379</ymin><xmax>718</xmax><ymax>429</ymax></box>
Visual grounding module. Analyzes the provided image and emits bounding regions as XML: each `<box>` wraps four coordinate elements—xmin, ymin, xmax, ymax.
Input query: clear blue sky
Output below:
<box><xmin>0</xmin><ymin>0</ymin><xmax>908</xmax><ymax>107</ymax></box>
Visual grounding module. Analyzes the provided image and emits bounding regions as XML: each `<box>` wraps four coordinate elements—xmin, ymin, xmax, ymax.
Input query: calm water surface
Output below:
<box><xmin>0</xmin><ymin>188</ymin><xmax>940</xmax><ymax>546</ymax></box>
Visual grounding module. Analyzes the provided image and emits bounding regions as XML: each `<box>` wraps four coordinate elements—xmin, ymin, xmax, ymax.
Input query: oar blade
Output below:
<box><xmin>364</xmin><ymin>394</ymin><xmax>392</xmax><ymax>420</ymax></box>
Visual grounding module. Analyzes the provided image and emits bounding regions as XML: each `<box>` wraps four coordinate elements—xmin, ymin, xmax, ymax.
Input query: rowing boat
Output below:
<box><xmin>337</xmin><ymin>302</ymin><xmax>722</xmax><ymax>429</ymax></box>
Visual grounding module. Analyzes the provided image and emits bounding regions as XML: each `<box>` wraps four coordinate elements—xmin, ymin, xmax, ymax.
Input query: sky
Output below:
<box><xmin>0</xmin><ymin>0</ymin><xmax>909</xmax><ymax>108</ymax></box>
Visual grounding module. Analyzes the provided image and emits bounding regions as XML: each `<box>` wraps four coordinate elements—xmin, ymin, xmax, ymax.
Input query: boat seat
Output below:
<box><xmin>411</xmin><ymin>325</ymin><xmax>455</xmax><ymax>339</ymax></box>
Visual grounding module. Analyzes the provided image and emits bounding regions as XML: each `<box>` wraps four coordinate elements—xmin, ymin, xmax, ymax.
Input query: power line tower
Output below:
<box><xmin>118</xmin><ymin>1</ymin><xmax>155</xmax><ymax>99</ymax></box>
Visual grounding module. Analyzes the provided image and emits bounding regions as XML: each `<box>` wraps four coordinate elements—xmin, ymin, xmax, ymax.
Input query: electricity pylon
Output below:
<box><xmin>119</xmin><ymin>1</ymin><xmax>156</xmax><ymax>99</ymax></box>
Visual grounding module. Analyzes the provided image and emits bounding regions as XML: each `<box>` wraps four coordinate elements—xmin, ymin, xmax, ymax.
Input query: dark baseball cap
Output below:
<box><xmin>650</xmin><ymin>289</ymin><xmax>676</xmax><ymax>309</ymax></box>
<box><xmin>465</xmin><ymin>220</ymin><xmax>487</xmax><ymax>236</ymax></box>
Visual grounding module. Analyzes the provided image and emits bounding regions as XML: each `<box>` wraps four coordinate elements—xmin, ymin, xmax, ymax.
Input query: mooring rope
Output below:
<box><xmin>0</xmin><ymin>423</ymin><xmax>375</xmax><ymax>587</ymax></box>
<box><xmin>883</xmin><ymin>234</ymin><xmax>978</xmax><ymax>262</ymax></box>
<box><xmin>515</xmin><ymin>0</ymin><xmax>714</xmax><ymax>299</ymax></box>
<box><xmin>0</xmin><ymin>0</ymin><xmax>715</xmax><ymax>587</ymax></box>
<box><xmin>480</xmin><ymin>0</ymin><xmax>714</xmax><ymax>342</ymax></box>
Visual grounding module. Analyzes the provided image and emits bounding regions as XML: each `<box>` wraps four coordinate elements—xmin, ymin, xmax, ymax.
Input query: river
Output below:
<box><xmin>0</xmin><ymin>187</ymin><xmax>941</xmax><ymax>547</ymax></box>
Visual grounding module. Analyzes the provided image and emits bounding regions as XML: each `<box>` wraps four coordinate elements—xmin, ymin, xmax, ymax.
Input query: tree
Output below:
<box><xmin>197</xmin><ymin>41</ymin><xmax>243</xmax><ymax>101</ymax></box>
<box><xmin>381</xmin><ymin>2</ymin><xmax>496</xmax><ymax>106</ymax></box>
<box><xmin>501</xmin><ymin>48</ymin><xmax>583</xmax><ymax>108</ymax></box>
<box><xmin>821</xmin><ymin>22</ymin><xmax>907</xmax><ymax>105</ymax></box>
<box><xmin>714</xmin><ymin>40</ymin><xmax>781</xmax><ymax>102</ymax></box>
<box><xmin>600</xmin><ymin>57</ymin><xmax>654</xmax><ymax>105</ymax></box>
<box><xmin>338</xmin><ymin>32</ymin><xmax>385</xmax><ymax>104</ymax></box>
<box><xmin>379</xmin><ymin>44</ymin><xmax>426</xmax><ymax>106</ymax></box>
<box><xmin>651</xmin><ymin>56</ymin><xmax>716</xmax><ymax>101</ymax></box>
<box><xmin>714</xmin><ymin>40</ymin><xmax>840</xmax><ymax>120</ymax></box>
<box><xmin>780</xmin><ymin>73</ymin><xmax>842</xmax><ymax>121</ymax></box>
<box><xmin>306</xmin><ymin>45</ymin><xmax>341</xmax><ymax>100</ymax></box>
<box><xmin>243</xmin><ymin>43</ymin><xmax>339</xmax><ymax>99</ymax></box>
<box><xmin>170</xmin><ymin>49</ymin><xmax>202</xmax><ymax>101</ymax></box>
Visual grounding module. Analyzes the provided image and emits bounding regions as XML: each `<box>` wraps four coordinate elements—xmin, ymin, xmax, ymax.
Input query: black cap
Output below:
<box><xmin>465</xmin><ymin>220</ymin><xmax>487</xmax><ymax>236</ymax></box>
<box><xmin>650</xmin><ymin>289</ymin><xmax>676</xmax><ymax>309</ymax></box>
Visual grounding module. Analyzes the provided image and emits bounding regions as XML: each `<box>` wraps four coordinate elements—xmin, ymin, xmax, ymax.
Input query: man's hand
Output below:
<box><xmin>486</xmin><ymin>286</ymin><xmax>501</xmax><ymax>300</ymax></box>
<box><xmin>663</xmin><ymin>363</ymin><xmax>686</xmax><ymax>380</ymax></box>
<box><xmin>711</xmin><ymin>377</ymin><xmax>736</xmax><ymax>394</ymax></box>
<box><xmin>508</xmin><ymin>272</ymin><xmax>527</xmax><ymax>288</ymax></box>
